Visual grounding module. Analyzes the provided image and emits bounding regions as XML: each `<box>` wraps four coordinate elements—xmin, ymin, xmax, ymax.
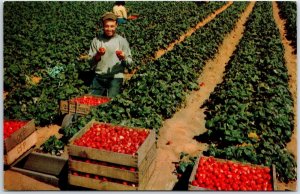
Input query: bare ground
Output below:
<box><xmin>146</xmin><ymin>2</ymin><xmax>256</xmax><ymax>190</ymax></box>
<box><xmin>272</xmin><ymin>2</ymin><xmax>297</xmax><ymax>191</ymax></box>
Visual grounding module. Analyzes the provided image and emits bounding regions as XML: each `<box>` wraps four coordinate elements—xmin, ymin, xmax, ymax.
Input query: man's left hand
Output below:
<box><xmin>116</xmin><ymin>50</ymin><xmax>125</xmax><ymax>60</ymax></box>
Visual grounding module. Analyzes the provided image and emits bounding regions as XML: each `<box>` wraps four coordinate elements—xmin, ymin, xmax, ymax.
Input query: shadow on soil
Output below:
<box><xmin>172</xmin><ymin>165</ymin><xmax>194</xmax><ymax>190</ymax></box>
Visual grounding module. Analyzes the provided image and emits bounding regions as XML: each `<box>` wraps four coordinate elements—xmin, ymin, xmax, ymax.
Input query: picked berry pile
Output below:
<box><xmin>191</xmin><ymin>157</ymin><xmax>273</xmax><ymax>191</ymax></box>
<box><xmin>70</xmin><ymin>96</ymin><xmax>110</xmax><ymax>106</ymax></box>
<box><xmin>70</xmin><ymin>170</ymin><xmax>137</xmax><ymax>187</ymax></box>
<box><xmin>70</xmin><ymin>156</ymin><xmax>137</xmax><ymax>172</ymax></box>
<box><xmin>73</xmin><ymin>123</ymin><xmax>149</xmax><ymax>155</ymax></box>
<box><xmin>4</xmin><ymin>120</ymin><xmax>28</xmax><ymax>139</ymax></box>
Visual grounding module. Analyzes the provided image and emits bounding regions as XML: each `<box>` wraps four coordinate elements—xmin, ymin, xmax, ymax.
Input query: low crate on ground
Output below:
<box><xmin>4</xmin><ymin>119</ymin><xmax>35</xmax><ymax>153</ymax></box>
<box><xmin>188</xmin><ymin>155</ymin><xmax>277</xmax><ymax>191</ymax></box>
<box><xmin>11</xmin><ymin>148</ymin><xmax>69</xmax><ymax>188</ymax></box>
<box><xmin>67</xmin><ymin>119</ymin><xmax>156</xmax><ymax>190</ymax></box>
<box><xmin>4</xmin><ymin>131</ymin><xmax>37</xmax><ymax>165</ymax></box>
<box><xmin>60</xmin><ymin>94</ymin><xmax>110</xmax><ymax>115</ymax></box>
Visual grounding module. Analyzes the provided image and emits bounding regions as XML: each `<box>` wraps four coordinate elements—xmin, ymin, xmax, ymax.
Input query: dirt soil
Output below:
<box><xmin>146</xmin><ymin>2</ymin><xmax>256</xmax><ymax>190</ymax></box>
<box><xmin>272</xmin><ymin>2</ymin><xmax>297</xmax><ymax>191</ymax></box>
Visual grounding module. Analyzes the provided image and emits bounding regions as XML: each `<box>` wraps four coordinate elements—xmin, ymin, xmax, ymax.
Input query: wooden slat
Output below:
<box><xmin>10</xmin><ymin>167</ymin><xmax>60</xmax><ymax>187</ymax></box>
<box><xmin>68</xmin><ymin>174</ymin><xmax>138</xmax><ymax>190</ymax></box>
<box><xmin>272</xmin><ymin>164</ymin><xmax>278</xmax><ymax>191</ymax></box>
<box><xmin>139</xmin><ymin>159</ymin><xmax>156</xmax><ymax>190</ymax></box>
<box><xmin>188</xmin><ymin>155</ymin><xmax>201</xmax><ymax>190</ymax></box>
<box><xmin>69</xmin><ymin>160</ymin><xmax>138</xmax><ymax>182</ymax></box>
<box><xmin>60</xmin><ymin>100</ymin><xmax>69</xmax><ymax>113</ymax></box>
<box><xmin>68</xmin><ymin>144</ymin><xmax>137</xmax><ymax>167</ymax></box>
<box><xmin>138</xmin><ymin>144</ymin><xmax>156</xmax><ymax>180</ymax></box>
<box><xmin>4</xmin><ymin>119</ymin><xmax>35</xmax><ymax>153</ymax></box>
<box><xmin>137</xmin><ymin>130</ymin><xmax>156</xmax><ymax>166</ymax></box>
<box><xmin>4</xmin><ymin>131</ymin><xmax>37</xmax><ymax>165</ymax></box>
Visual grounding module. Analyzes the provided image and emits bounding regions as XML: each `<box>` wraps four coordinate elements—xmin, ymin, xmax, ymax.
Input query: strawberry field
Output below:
<box><xmin>3</xmin><ymin>1</ymin><xmax>297</xmax><ymax>191</ymax></box>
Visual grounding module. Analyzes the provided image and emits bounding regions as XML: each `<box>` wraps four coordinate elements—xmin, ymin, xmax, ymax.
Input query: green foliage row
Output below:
<box><xmin>202</xmin><ymin>2</ymin><xmax>296</xmax><ymax>182</ymax></box>
<box><xmin>277</xmin><ymin>1</ymin><xmax>297</xmax><ymax>54</ymax></box>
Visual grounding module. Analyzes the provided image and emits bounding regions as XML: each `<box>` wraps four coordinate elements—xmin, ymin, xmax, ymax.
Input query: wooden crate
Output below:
<box><xmin>67</xmin><ymin>119</ymin><xmax>156</xmax><ymax>190</ymax></box>
<box><xmin>11</xmin><ymin>148</ymin><xmax>69</xmax><ymax>188</ymax></box>
<box><xmin>60</xmin><ymin>95</ymin><xmax>110</xmax><ymax>115</ymax></box>
<box><xmin>188</xmin><ymin>155</ymin><xmax>278</xmax><ymax>191</ymax></box>
<box><xmin>69</xmin><ymin>143</ymin><xmax>156</xmax><ymax>182</ymax></box>
<box><xmin>4</xmin><ymin>131</ymin><xmax>37</xmax><ymax>165</ymax></box>
<box><xmin>68</xmin><ymin>160</ymin><xmax>156</xmax><ymax>190</ymax></box>
<box><xmin>4</xmin><ymin>119</ymin><xmax>35</xmax><ymax>153</ymax></box>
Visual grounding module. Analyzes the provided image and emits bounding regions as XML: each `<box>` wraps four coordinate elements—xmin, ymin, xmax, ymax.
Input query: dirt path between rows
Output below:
<box><xmin>272</xmin><ymin>2</ymin><xmax>297</xmax><ymax>191</ymax></box>
<box><xmin>145</xmin><ymin>2</ymin><xmax>256</xmax><ymax>190</ymax></box>
<box><xmin>125</xmin><ymin>1</ymin><xmax>233</xmax><ymax>80</ymax></box>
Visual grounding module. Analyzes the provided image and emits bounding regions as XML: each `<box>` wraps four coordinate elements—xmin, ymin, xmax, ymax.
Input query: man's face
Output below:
<box><xmin>103</xmin><ymin>20</ymin><xmax>117</xmax><ymax>37</ymax></box>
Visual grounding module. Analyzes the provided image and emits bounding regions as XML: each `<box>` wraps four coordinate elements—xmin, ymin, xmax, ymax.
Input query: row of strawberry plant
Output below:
<box><xmin>116</xmin><ymin>1</ymin><xmax>227</xmax><ymax>66</ymax></box>
<box><xmin>276</xmin><ymin>1</ymin><xmax>297</xmax><ymax>54</ymax></box>
<box><xmin>62</xmin><ymin>2</ymin><xmax>249</xmax><ymax>141</ymax></box>
<box><xmin>201</xmin><ymin>2</ymin><xmax>296</xmax><ymax>182</ymax></box>
<box><xmin>4</xmin><ymin>2</ymin><xmax>225</xmax><ymax>125</ymax></box>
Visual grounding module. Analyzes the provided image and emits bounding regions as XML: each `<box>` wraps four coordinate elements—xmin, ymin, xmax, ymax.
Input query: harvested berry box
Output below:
<box><xmin>4</xmin><ymin>131</ymin><xmax>37</xmax><ymax>165</ymax></box>
<box><xmin>60</xmin><ymin>95</ymin><xmax>111</xmax><ymax>115</ymax></box>
<box><xmin>188</xmin><ymin>155</ymin><xmax>277</xmax><ymax>191</ymax></box>
<box><xmin>67</xmin><ymin>119</ymin><xmax>156</xmax><ymax>190</ymax></box>
<box><xmin>4</xmin><ymin>119</ymin><xmax>35</xmax><ymax>153</ymax></box>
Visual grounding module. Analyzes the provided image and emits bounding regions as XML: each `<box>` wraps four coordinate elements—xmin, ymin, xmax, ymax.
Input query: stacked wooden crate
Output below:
<box><xmin>67</xmin><ymin>120</ymin><xmax>156</xmax><ymax>190</ymax></box>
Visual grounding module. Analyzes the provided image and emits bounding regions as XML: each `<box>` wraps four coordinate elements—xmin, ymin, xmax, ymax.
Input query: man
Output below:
<box><xmin>89</xmin><ymin>12</ymin><xmax>132</xmax><ymax>97</ymax></box>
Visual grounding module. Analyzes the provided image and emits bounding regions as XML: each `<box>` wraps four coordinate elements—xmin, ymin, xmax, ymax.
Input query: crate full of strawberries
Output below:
<box><xmin>4</xmin><ymin>119</ymin><xmax>37</xmax><ymax>165</ymax></box>
<box><xmin>67</xmin><ymin>119</ymin><xmax>156</xmax><ymax>190</ymax></box>
<box><xmin>189</xmin><ymin>156</ymin><xmax>277</xmax><ymax>191</ymax></box>
<box><xmin>60</xmin><ymin>94</ymin><xmax>111</xmax><ymax>115</ymax></box>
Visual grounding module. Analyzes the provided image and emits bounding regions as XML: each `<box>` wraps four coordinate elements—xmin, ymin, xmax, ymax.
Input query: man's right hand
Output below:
<box><xmin>98</xmin><ymin>47</ymin><xmax>106</xmax><ymax>56</ymax></box>
<box><xmin>95</xmin><ymin>47</ymin><xmax>106</xmax><ymax>61</ymax></box>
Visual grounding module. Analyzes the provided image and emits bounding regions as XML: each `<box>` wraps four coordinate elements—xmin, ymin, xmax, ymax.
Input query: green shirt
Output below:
<box><xmin>89</xmin><ymin>34</ymin><xmax>132</xmax><ymax>78</ymax></box>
